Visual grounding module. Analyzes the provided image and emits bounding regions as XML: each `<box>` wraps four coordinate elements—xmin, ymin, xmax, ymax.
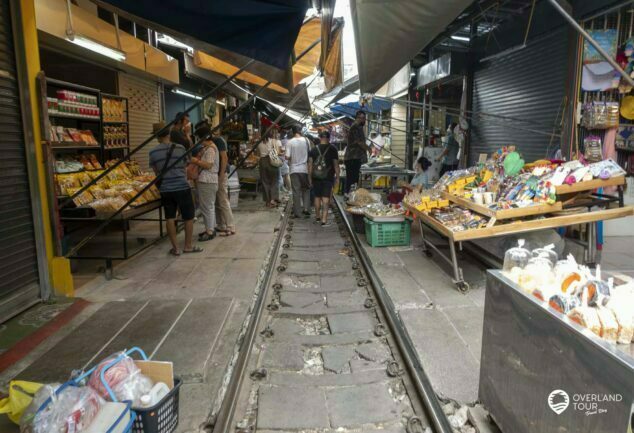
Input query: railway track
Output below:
<box><xmin>211</xmin><ymin>200</ymin><xmax>454</xmax><ymax>433</ymax></box>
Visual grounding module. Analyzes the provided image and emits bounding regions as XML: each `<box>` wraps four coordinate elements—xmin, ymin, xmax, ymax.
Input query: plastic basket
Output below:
<box><xmin>351</xmin><ymin>213</ymin><xmax>366</xmax><ymax>234</ymax></box>
<box><xmin>80</xmin><ymin>347</ymin><xmax>181</xmax><ymax>433</ymax></box>
<box><xmin>364</xmin><ymin>218</ymin><xmax>411</xmax><ymax>247</ymax></box>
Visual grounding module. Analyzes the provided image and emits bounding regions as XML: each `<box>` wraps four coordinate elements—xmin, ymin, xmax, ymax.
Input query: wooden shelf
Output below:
<box><xmin>555</xmin><ymin>176</ymin><xmax>625</xmax><ymax>194</ymax></box>
<box><xmin>407</xmin><ymin>203</ymin><xmax>634</xmax><ymax>242</ymax></box>
<box><xmin>441</xmin><ymin>191</ymin><xmax>562</xmax><ymax>219</ymax></box>
<box><xmin>51</xmin><ymin>142</ymin><xmax>100</xmax><ymax>150</ymax></box>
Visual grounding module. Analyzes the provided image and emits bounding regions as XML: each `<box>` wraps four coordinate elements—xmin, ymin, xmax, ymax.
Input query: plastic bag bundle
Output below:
<box><xmin>21</xmin><ymin>385</ymin><xmax>103</xmax><ymax>433</ymax></box>
<box><xmin>88</xmin><ymin>352</ymin><xmax>153</xmax><ymax>406</ymax></box>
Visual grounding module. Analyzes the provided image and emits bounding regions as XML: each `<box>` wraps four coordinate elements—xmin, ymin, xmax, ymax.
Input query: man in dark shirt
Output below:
<box><xmin>149</xmin><ymin>121</ymin><xmax>201</xmax><ymax>256</ymax></box>
<box><xmin>170</xmin><ymin>112</ymin><xmax>193</xmax><ymax>150</ymax></box>
<box><xmin>308</xmin><ymin>130</ymin><xmax>340</xmax><ymax>227</ymax></box>
<box><xmin>344</xmin><ymin>110</ymin><xmax>370</xmax><ymax>194</ymax></box>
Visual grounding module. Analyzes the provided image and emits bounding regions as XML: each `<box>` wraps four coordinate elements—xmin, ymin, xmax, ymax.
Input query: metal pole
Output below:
<box><xmin>546</xmin><ymin>0</ymin><xmax>634</xmax><ymax>86</ymax></box>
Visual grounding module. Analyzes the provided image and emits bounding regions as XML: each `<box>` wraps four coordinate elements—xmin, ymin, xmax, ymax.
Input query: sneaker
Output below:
<box><xmin>321</xmin><ymin>221</ymin><xmax>332</xmax><ymax>227</ymax></box>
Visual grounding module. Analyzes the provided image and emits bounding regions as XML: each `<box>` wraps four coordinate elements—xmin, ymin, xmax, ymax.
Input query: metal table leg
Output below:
<box><xmin>586</xmin><ymin>221</ymin><xmax>597</xmax><ymax>266</ymax></box>
<box><xmin>418</xmin><ymin>218</ymin><xmax>468</xmax><ymax>292</ymax></box>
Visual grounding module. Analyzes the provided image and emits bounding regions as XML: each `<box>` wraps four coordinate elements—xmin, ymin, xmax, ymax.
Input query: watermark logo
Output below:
<box><xmin>548</xmin><ymin>389</ymin><xmax>570</xmax><ymax>415</ymax></box>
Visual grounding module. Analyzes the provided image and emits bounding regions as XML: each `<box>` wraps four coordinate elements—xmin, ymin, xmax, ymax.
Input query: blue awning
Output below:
<box><xmin>330</xmin><ymin>98</ymin><xmax>392</xmax><ymax>117</ymax></box>
<box><xmin>94</xmin><ymin>0</ymin><xmax>310</xmax><ymax>70</ymax></box>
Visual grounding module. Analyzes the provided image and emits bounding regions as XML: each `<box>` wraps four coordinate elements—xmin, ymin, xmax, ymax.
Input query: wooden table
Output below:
<box><xmin>406</xmin><ymin>203</ymin><xmax>634</xmax><ymax>292</ymax></box>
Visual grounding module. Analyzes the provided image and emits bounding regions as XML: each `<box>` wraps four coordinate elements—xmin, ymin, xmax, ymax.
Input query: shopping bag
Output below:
<box><xmin>0</xmin><ymin>380</ymin><xmax>43</xmax><ymax>424</ymax></box>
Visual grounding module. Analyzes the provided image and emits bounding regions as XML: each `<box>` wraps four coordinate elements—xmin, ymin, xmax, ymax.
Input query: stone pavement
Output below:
<box><xmin>0</xmin><ymin>198</ymin><xmax>282</xmax><ymax>433</ymax></box>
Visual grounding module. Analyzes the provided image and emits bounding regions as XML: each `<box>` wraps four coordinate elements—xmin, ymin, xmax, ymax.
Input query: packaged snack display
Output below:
<box><xmin>504</xmin><ymin>245</ymin><xmax>634</xmax><ymax>345</ymax></box>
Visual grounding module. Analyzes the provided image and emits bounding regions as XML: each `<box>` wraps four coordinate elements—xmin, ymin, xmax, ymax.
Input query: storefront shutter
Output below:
<box><xmin>0</xmin><ymin>0</ymin><xmax>41</xmax><ymax>322</ymax></box>
<box><xmin>469</xmin><ymin>29</ymin><xmax>570</xmax><ymax>164</ymax></box>
<box><xmin>390</xmin><ymin>101</ymin><xmax>407</xmax><ymax>167</ymax></box>
<box><xmin>117</xmin><ymin>73</ymin><xmax>160</xmax><ymax>170</ymax></box>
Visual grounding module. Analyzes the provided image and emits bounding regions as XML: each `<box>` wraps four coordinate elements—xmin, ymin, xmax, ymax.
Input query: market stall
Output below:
<box><xmin>41</xmin><ymin>76</ymin><xmax>165</xmax><ymax>277</ymax></box>
<box><xmin>480</xmin><ymin>252</ymin><xmax>634</xmax><ymax>433</ymax></box>
<box><xmin>403</xmin><ymin>148</ymin><xmax>634</xmax><ymax>291</ymax></box>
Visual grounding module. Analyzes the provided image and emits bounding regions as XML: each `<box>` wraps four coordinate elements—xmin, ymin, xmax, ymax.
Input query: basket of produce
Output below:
<box><xmin>364</xmin><ymin>218</ymin><xmax>411</xmax><ymax>248</ymax></box>
<box><xmin>363</xmin><ymin>203</ymin><xmax>405</xmax><ymax>223</ymax></box>
<box><xmin>347</xmin><ymin>188</ymin><xmax>381</xmax><ymax>206</ymax></box>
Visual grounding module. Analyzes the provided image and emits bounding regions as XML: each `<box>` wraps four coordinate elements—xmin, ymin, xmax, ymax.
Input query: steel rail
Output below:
<box><xmin>333</xmin><ymin>198</ymin><xmax>454</xmax><ymax>433</ymax></box>
<box><xmin>210</xmin><ymin>202</ymin><xmax>290</xmax><ymax>433</ymax></box>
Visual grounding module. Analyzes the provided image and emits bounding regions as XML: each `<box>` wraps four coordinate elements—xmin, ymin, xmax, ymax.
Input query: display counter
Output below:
<box><xmin>405</xmin><ymin>203</ymin><xmax>634</xmax><ymax>291</ymax></box>
<box><xmin>480</xmin><ymin>270</ymin><xmax>633</xmax><ymax>433</ymax></box>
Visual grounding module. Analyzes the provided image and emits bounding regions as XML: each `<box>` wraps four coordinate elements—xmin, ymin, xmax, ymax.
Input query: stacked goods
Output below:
<box><xmin>429</xmin><ymin>206</ymin><xmax>488</xmax><ymax>232</ymax></box>
<box><xmin>49</xmin><ymin>126</ymin><xmax>98</xmax><ymax>146</ymax></box>
<box><xmin>47</xmin><ymin>90</ymin><xmax>100</xmax><ymax>119</ymax></box>
<box><xmin>55</xmin><ymin>160</ymin><xmax>160</xmax><ymax>212</ymax></box>
<box><xmin>54</xmin><ymin>155</ymin><xmax>102</xmax><ymax>173</ymax></box>
<box><xmin>103</xmin><ymin>125</ymin><xmax>128</xmax><ymax>148</ymax></box>
<box><xmin>102</xmin><ymin>97</ymin><xmax>126</xmax><ymax>122</ymax></box>
<box><xmin>503</xmin><ymin>242</ymin><xmax>634</xmax><ymax>345</ymax></box>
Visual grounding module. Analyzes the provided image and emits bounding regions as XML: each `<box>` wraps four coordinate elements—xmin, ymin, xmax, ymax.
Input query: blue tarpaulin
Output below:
<box><xmin>95</xmin><ymin>0</ymin><xmax>310</xmax><ymax>70</ymax></box>
<box><xmin>330</xmin><ymin>98</ymin><xmax>392</xmax><ymax>117</ymax></box>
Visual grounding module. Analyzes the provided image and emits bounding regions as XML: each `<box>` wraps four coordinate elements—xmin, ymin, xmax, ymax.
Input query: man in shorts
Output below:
<box><xmin>149</xmin><ymin>121</ymin><xmax>202</xmax><ymax>255</ymax></box>
<box><xmin>308</xmin><ymin>130</ymin><xmax>340</xmax><ymax>227</ymax></box>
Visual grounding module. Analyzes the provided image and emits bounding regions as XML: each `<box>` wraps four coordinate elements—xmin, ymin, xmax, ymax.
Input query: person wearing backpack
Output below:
<box><xmin>308</xmin><ymin>129</ymin><xmax>340</xmax><ymax>227</ymax></box>
<box><xmin>286</xmin><ymin>125</ymin><xmax>311</xmax><ymax>219</ymax></box>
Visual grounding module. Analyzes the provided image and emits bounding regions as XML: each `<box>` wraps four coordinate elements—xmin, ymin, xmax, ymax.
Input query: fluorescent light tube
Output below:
<box><xmin>451</xmin><ymin>35</ymin><xmax>470</xmax><ymax>42</ymax></box>
<box><xmin>67</xmin><ymin>34</ymin><xmax>126</xmax><ymax>62</ymax></box>
<box><xmin>216</xmin><ymin>99</ymin><xmax>226</xmax><ymax>106</ymax></box>
<box><xmin>172</xmin><ymin>88</ymin><xmax>202</xmax><ymax>100</ymax></box>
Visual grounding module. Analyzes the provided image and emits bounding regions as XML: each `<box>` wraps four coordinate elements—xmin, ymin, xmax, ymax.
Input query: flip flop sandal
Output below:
<box><xmin>199</xmin><ymin>232</ymin><xmax>216</xmax><ymax>242</ymax></box>
<box><xmin>219</xmin><ymin>231</ymin><xmax>236</xmax><ymax>237</ymax></box>
<box><xmin>183</xmin><ymin>246</ymin><xmax>204</xmax><ymax>253</ymax></box>
<box><xmin>169</xmin><ymin>248</ymin><xmax>181</xmax><ymax>256</ymax></box>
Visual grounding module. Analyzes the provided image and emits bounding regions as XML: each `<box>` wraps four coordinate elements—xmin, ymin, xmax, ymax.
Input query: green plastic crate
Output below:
<box><xmin>364</xmin><ymin>218</ymin><xmax>411</xmax><ymax>247</ymax></box>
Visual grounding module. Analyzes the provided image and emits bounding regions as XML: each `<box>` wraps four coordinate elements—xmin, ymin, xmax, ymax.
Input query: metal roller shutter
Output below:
<box><xmin>117</xmin><ymin>73</ymin><xmax>160</xmax><ymax>170</ymax></box>
<box><xmin>390</xmin><ymin>101</ymin><xmax>407</xmax><ymax>167</ymax></box>
<box><xmin>0</xmin><ymin>0</ymin><xmax>41</xmax><ymax>322</ymax></box>
<box><xmin>470</xmin><ymin>30</ymin><xmax>569</xmax><ymax>165</ymax></box>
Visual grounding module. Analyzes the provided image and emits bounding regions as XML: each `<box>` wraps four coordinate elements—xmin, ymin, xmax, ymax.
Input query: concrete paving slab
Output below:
<box><xmin>213</xmin><ymin>258</ymin><xmax>262</xmax><ymax>299</ymax></box>
<box><xmin>268</xmin><ymin>369</ymin><xmax>389</xmax><ymax>387</ymax></box>
<box><xmin>280</xmin><ymin>292</ymin><xmax>324</xmax><ymax>308</ymax></box>
<box><xmin>400</xmin><ymin>308</ymin><xmax>479</xmax><ymax>402</ymax></box>
<box><xmin>349</xmin><ymin>358</ymin><xmax>386</xmax><ymax>373</ymax></box>
<box><xmin>15</xmin><ymin>301</ymin><xmax>146</xmax><ymax>382</ymax></box>
<box><xmin>320</xmin><ymin>275</ymin><xmax>360</xmax><ymax>292</ymax></box>
<box><xmin>275</xmin><ymin>274</ymin><xmax>321</xmax><ymax>291</ymax></box>
<box><xmin>180</xmin><ymin>258</ymin><xmax>232</xmax><ymax>291</ymax></box>
<box><xmin>258</xmin><ymin>385</ymin><xmax>330</xmax><ymax>429</ymax></box>
<box><xmin>327</xmin><ymin>290</ymin><xmax>368</xmax><ymax>307</ymax></box>
<box><xmin>276</xmin><ymin>305</ymin><xmax>366</xmax><ymax>317</ymax></box>
<box><xmin>326</xmin><ymin>382</ymin><xmax>400</xmax><ymax>427</ymax></box>
<box><xmin>280</xmin><ymin>331</ymin><xmax>376</xmax><ymax>346</ymax></box>
<box><xmin>328</xmin><ymin>311</ymin><xmax>376</xmax><ymax>334</ymax></box>
<box><xmin>152</xmin><ymin>297</ymin><xmax>233</xmax><ymax>382</ymax></box>
<box><xmin>268</xmin><ymin>317</ymin><xmax>305</xmax><ymax>337</ymax></box>
<box><xmin>146</xmin><ymin>259</ymin><xmax>199</xmax><ymax>293</ymax></box>
<box><xmin>355</xmin><ymin>342</ymin><xmax>392</xmax><ymax>363</ymax></box>
<box><xmin>260</xmin><ymin>343</ymin><xmax>305</xmax><ymax>371</ymax></box>
<box><xmin>100</xmin><ymin>299</ymin><xmax>191</xmax><ymax>357</ymax></box>
<box><xmin>322</xmin><ymin>345</ymin><xmax>355</xmax><ymax>373</ymax></box>
<box><xmin>441</xmin><ymin>306</ymin><xmax>484</xmax><ymax>363</ymax></box>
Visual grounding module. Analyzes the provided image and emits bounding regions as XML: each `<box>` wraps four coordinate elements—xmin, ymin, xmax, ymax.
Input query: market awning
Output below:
<box><xmin>350</xmin><ymin>0</ymin><xmax>472</xmax><ymax>93</ymax></box>
<box><xmin>93</xmin><ymin>0</ymin><xmax>308</xmax><ymax>70</ymax></box>
<box><xmin>330</xmin><ymin>96</ymin><xmax>392</xmax><ymax>117</ymax></box>
<box><xmin>183</xmin><ymin>53</ymin><xmax>312</xmax><ymax>113</ymax></box>
<box><xmin>293</xmin><ymin>17</ymin><xmax>322</xmax><ymax>86</ymax></box>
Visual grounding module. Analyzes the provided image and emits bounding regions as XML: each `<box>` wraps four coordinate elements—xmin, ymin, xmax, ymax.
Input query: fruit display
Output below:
<box><xmin>503</xmin><ymin>245</ymin><xmax>634</xmax><ymax>345</ymax></box>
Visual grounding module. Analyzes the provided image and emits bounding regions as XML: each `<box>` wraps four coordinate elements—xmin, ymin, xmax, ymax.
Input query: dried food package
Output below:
<box><xmin>503</xmin><ymin>239</ymin><xmax>531</xmax><ymax>272</ymax></box>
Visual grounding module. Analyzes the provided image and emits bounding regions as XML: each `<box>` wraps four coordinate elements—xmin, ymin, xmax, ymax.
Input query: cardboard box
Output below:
<box><xmin>136</xmin><ymin>360</ymin><xmax>174</xmax><ymax>389</ymax></box>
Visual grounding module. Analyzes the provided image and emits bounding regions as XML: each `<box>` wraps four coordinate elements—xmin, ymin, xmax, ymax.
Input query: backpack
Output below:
<box><xmin>312</xmin><ymin>145</ymin><xmax>329</xmax><ymax>180</ymax></box>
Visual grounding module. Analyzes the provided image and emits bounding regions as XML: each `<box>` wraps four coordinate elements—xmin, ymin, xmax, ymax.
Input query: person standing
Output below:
<box><xmin>170</xmin><ymin>112</ymin><xmax>193</xmax><ymax>150</ymax></box>
<box><xmin>344</xmin><ymin>110</ymin><xmax>370</xmax><ymax>193</ymax></box>
<box><xmin>308</xmin><ymin>130</ymin><xmax>340</xmax><ymax>226</ymax></box>
<box><xmin>286</xmin><ymin>125</ymin><xmax>311</xmax><ymax>218</ymax></box>
<box><xmin>192</xmin><ymin>125</ymin><xmax>219</xmax><ymax>241</ymax></box>
<box><xmin>437</xmin><ymin>123</ymin><xmax>460</xmax><ymax>177</ymax></box>
<box><xmin>257</xmin><ymin>131</ymin><xmax>281</xmax><ymax>207</ymax></box>
<box><xmin>212</xmin><ymin>130</ymin><xmax>236</xmax><ymax>236</ymax></box>
<box><xmin>149</xmin><ymin>121</ymin><xmax>202</xmax><ymax>256</ymax></box>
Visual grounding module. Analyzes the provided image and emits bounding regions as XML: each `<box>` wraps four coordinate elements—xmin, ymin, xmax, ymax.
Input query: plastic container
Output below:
<box><xmin>502</xmin><ymin>239</ymin><xmax>530</xmax><ymax>272</ymax></box>
<box><xmin>228</xmin><ymin>187</ymin><xmax>240</xmax><ymax>209</ymax></box>
<box><xmin>131</xmin><ymin>379</ymin><xmax>181</xmax><ymax>433</ymax></box>
<box><xmin>140</xmin><ymin>383</ymin><xmax>170</xmax><ymax>408</ymax></box>
<box><xmin>364</xmin><ymin>218</ymin><xmax>411</xmax><ymax>247</ymax></box>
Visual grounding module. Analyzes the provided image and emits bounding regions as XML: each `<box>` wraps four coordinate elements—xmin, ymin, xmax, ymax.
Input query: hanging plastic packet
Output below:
<box><xmin>531</xmin><ymin>244</ymin><xmax>558</xmax><ymax>267</ymax></box>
